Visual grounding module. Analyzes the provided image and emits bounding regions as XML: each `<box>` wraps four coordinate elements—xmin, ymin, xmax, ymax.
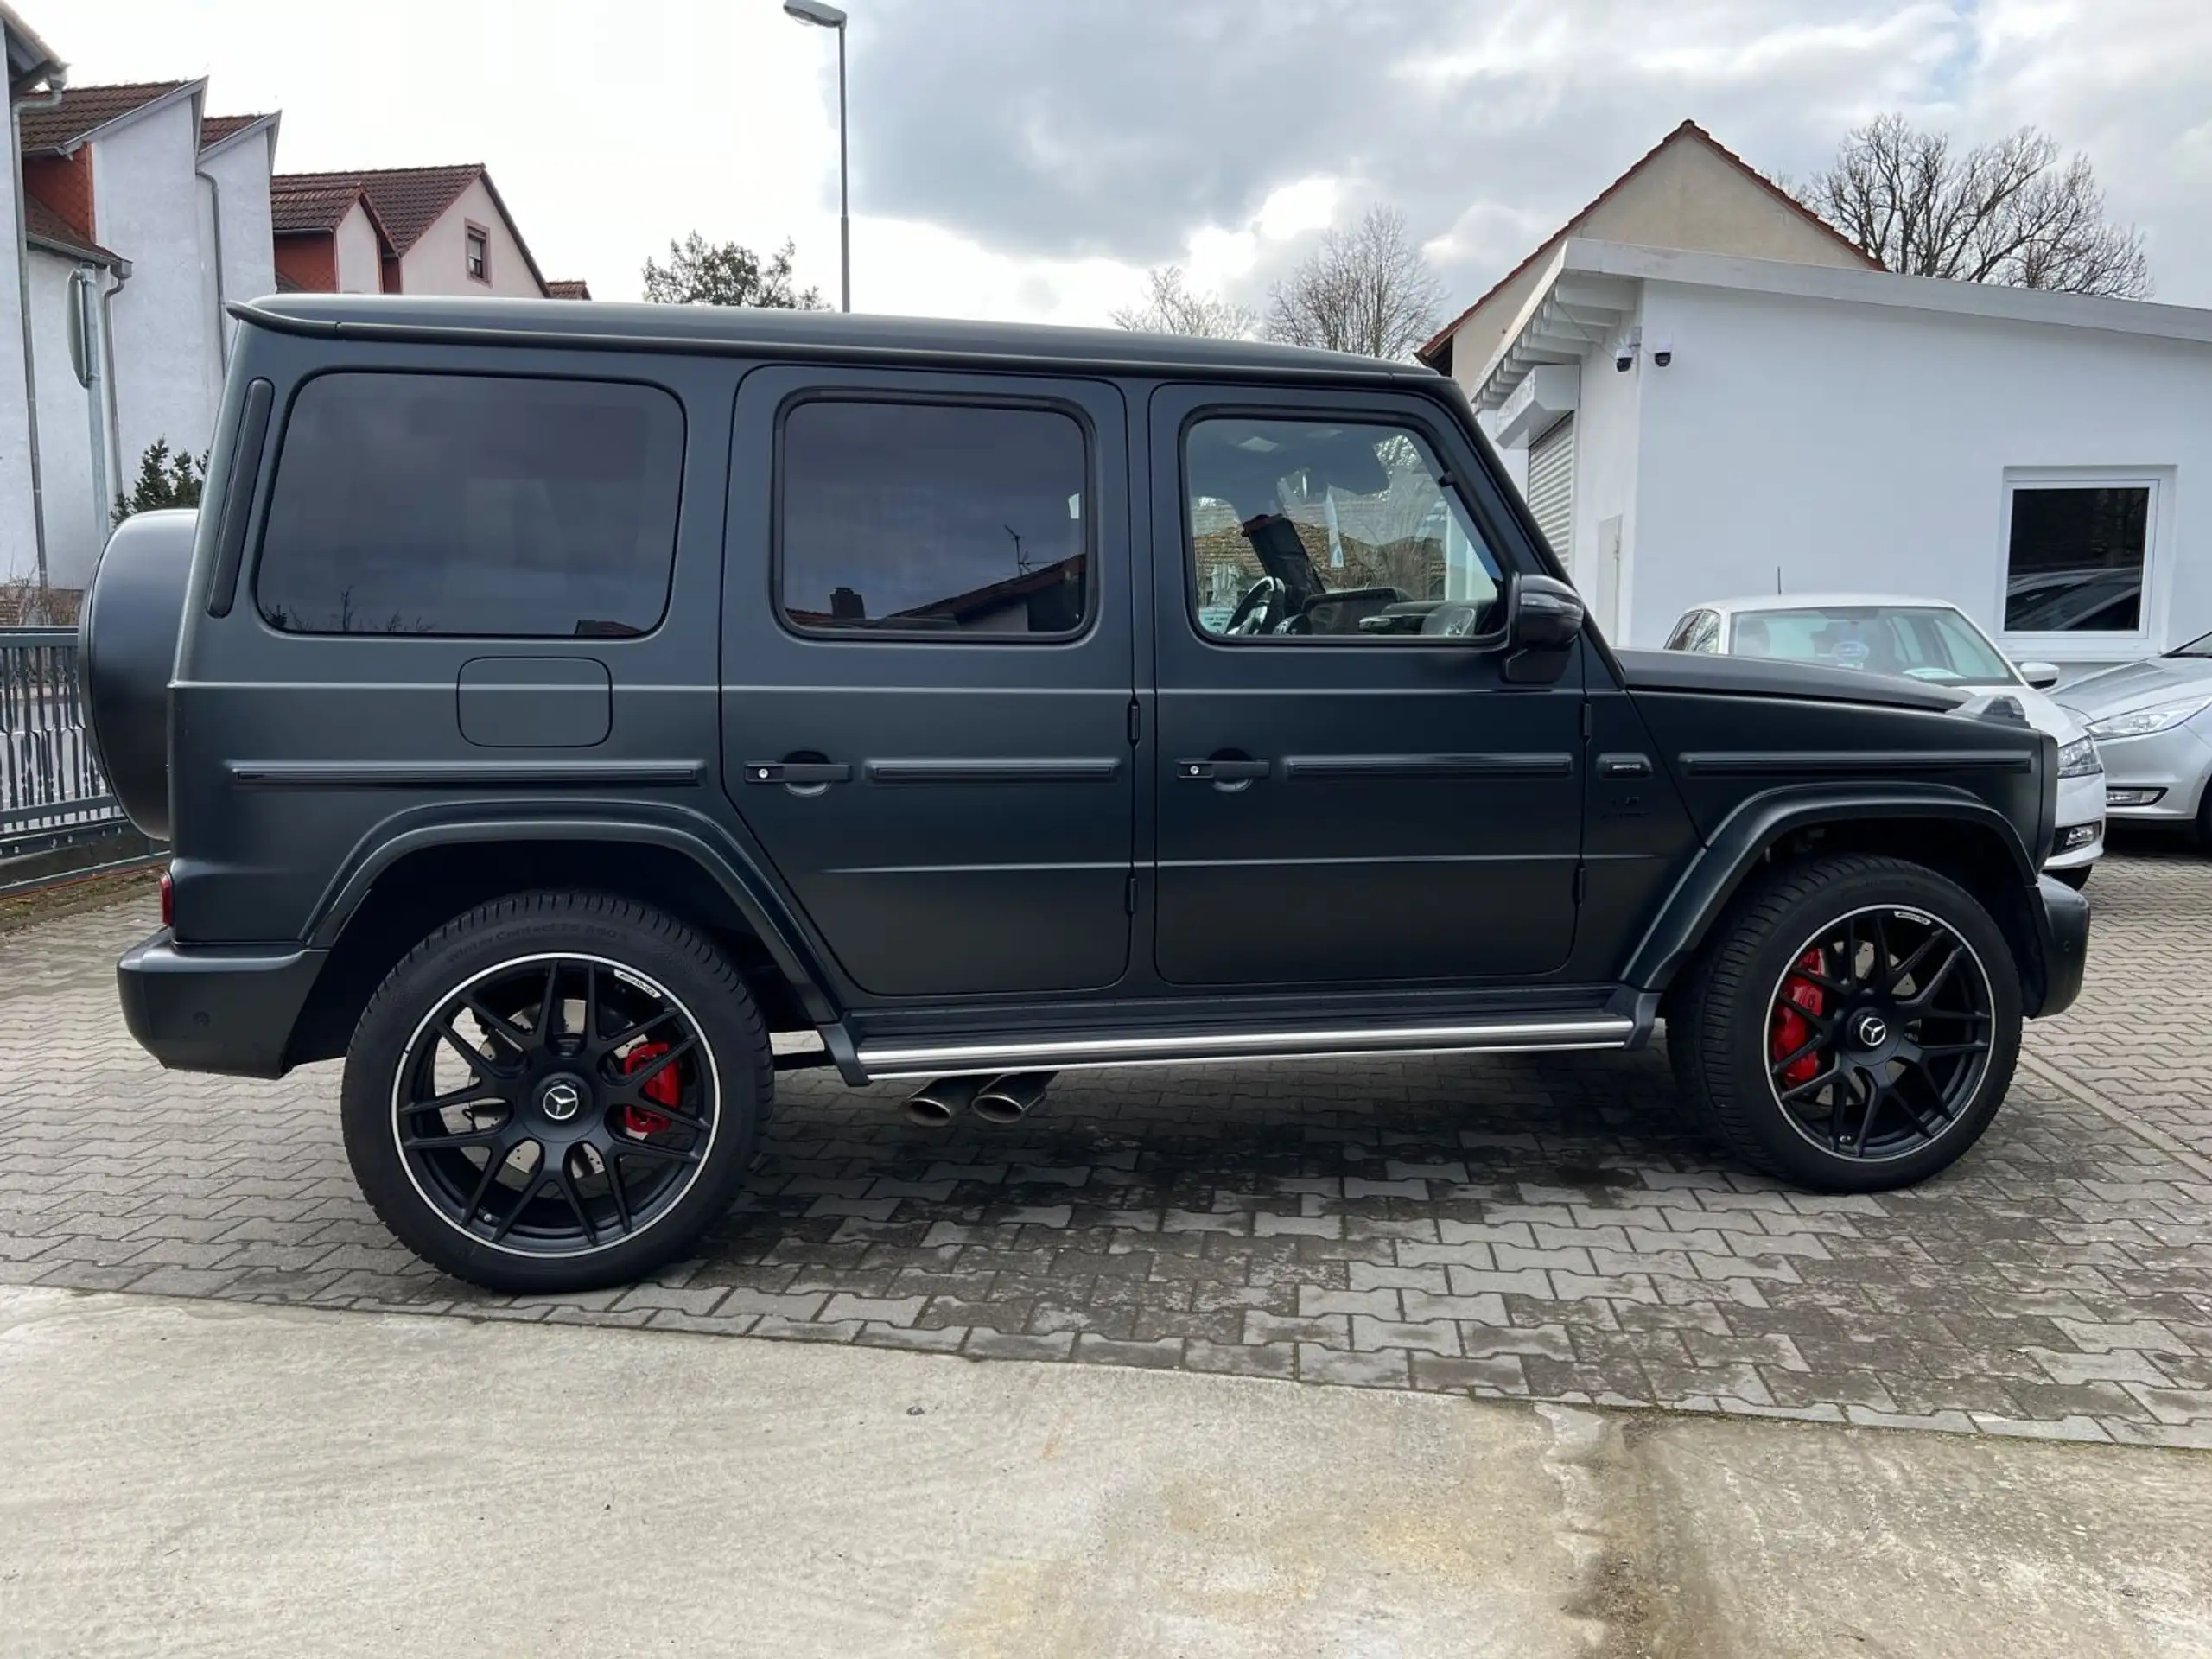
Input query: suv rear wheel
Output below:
<box><xmin>1669</xmin><ymin>855</ymin><xmax>2022</xmax><ymax>1192</ymax></box>
<box><xmin>340</xmin><ymin>892</ymin><xmax>769</xmax><ymax>1293</ymax></box>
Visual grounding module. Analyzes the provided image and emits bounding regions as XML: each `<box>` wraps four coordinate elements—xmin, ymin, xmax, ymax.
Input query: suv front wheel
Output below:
<box><xmin>1669</xmin><ymin>855</ymin><xmax>2023</xmax><ymax>1191</ymax></box>
<box><xmin>340</xmin><ymin>892</ymin><xmax>769</xmax><ymax>1293</ymax></box>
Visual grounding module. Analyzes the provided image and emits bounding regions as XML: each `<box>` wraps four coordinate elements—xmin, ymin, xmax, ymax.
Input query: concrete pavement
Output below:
<box><xmin>3</xmin><ymin>1285</ymin><xmax>2208</xmax><ymax>1658</ymax></box>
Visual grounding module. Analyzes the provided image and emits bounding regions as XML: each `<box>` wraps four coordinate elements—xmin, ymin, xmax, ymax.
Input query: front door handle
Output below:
<box><xmin>744</xmin><ymin>761</ymin><xmax>852</xmax><ymax>786</ymax></box>
<box><xmin>1175</xmin><ymin>758</ymin><xmax>1271</xmax><ymax>782</ymax></box>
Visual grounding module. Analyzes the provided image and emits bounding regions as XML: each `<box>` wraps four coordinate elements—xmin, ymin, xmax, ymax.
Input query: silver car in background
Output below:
<box><xmin>1663</xmin><ymin>594</ymin><xmax>2107</xmax><ymax>885</ymax></box>
<box><xmin>2057</xmin><ymin>626</ymin><xmax>2212</xmax><ymax>846</ymax></box>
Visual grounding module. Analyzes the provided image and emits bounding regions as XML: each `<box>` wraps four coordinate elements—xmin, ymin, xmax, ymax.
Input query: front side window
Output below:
<box><xmin>1730</xmin><ymin>605</ymin><xmax>2016</xmax><ymax>686</ymax></box>
<box><xmin>1666</xmin><ymin>610</ymin><xmax>1719</xmax><ymax>653</ymax></box>
<box><xmin>257</xmin><ymin>372</ymin><xmax>684</xmax><ymax>637</ymax></box>
<box><xmin>779</xmin><ymin>399</ymin><xmax>1090</xmax><ymax>638</ymax></box>
<box><xmin>2004</xmin><ymin>480</ymin><xmax>2152</xmax><ymax>633</ymax></box>
<box><xmin>1184</xmin><ymin>416</ymin><xmax>1501</xmax><ymax>641</ymax></box>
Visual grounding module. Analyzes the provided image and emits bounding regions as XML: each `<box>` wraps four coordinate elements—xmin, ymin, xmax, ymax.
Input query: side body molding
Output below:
<box><xmin>1622</xmin><ymin>785</ymin><xmax>2039</xmax><ymax>995</ymax></box>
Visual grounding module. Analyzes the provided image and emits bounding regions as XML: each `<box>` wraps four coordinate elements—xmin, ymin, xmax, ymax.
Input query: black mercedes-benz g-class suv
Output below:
<box><xmin>81</xmin><ymin>295</ymin><xmax>2088</xmax><ymax>1293</ymax></box>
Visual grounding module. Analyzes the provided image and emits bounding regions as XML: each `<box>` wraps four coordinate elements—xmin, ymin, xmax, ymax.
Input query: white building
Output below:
<box><xmin>3</xmin><ymin>50</ymin><xmax>278</xmax><ymax>597</ymax></box>
<box><xmin>271</xmin><ymin>164</ymin><xmax>566</xmax><ymax>300</ymax></box>
<box><xmin>2</xmin><ymin>0</ymin><xmax>66</xmax><ymax>600</ymax></box>
<box><xmin>1425</xmin><ymin>123</ymin><xmax>2208</xmax><ymax>682</ymax></box>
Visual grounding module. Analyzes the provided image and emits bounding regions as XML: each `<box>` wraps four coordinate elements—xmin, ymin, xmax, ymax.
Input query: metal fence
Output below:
<box><xmin>0</xmin><ymin>626</ymin><xmax>131</xmax><ymax>861</ymax></box>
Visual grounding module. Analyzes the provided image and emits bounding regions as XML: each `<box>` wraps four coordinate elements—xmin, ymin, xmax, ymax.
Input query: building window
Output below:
<box><xmin>2003</xmin><ymin>475</ymin><xmax>2155</xmax><ymax>635</ymax></box>
<box><xmin>465</xmin><ymin>225</ymin><xmax>490</xmax><ymax>283</ymax></box>
<box><xmin>256</xmin><ymin>372</ymin><xmax>685</xmax><ymax>638</ymax></box>
<box><xmin>777</xmin><ymin>398</ymin><xmax>1090</xmax><ymax>639</ymax></box>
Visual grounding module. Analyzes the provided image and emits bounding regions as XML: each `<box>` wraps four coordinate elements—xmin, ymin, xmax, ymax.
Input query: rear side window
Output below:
<box><xmin>778</xmin><ymin>398</ymin><xmax>1090</xmax><ymax>638</ymax></box>
<box><xmin>256</xmin><ymin>372</ymin><xmax>684</xmax><ymax>637</ymax></box>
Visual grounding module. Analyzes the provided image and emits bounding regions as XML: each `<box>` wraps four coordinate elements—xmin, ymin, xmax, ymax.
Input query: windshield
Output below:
<box><xmin>1729</xmin><ymin>606</ymin><xmax>2018</xmax><ymax>685</ymax></box>
<box><xmin>2170</xmin><ymin>627</ymin><xmax>2212</xmax><ymax>659</ymax></box>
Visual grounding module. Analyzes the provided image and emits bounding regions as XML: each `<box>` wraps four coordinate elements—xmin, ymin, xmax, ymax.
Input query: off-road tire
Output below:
<box><xmin>1668</xmin><ymin>855</ymin><xmax>2022</xmax><ymax>1192</ymax></box>
<box><xmin>340</xmin><ymin>891</ymin><xmax>770</xmax><ymax>1293</ymax></box>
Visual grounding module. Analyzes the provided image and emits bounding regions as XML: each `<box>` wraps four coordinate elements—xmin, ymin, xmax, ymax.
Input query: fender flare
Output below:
<box><xmin>303</xmin><ymin>801</ymin><xmax>841</xmax><ymax>1024</ymax></box>
<box><xmin>1623</xmin><ymin>785</ymin><xmax>2039</xmax><ymax>994</ymax></box>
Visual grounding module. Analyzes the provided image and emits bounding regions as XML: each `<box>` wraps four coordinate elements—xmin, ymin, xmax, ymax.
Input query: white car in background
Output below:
<box><xmin>1662</xmin><ymin>594</ymin><xmax>2105</xmax><ymax>886</ymax></box>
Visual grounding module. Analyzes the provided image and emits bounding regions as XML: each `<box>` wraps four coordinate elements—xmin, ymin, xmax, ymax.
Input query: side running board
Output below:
<box><xmin>856</xmin><ymin>1016</ymin><xmax>1638</xmax><ymax>1083</ymax></box>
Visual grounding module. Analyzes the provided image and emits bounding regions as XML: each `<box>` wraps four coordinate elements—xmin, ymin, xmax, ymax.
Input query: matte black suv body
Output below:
<box><xmin>82</xmin><ymin>295</ymin><xmax>2089</xmax><ymax>1291</ymax></box>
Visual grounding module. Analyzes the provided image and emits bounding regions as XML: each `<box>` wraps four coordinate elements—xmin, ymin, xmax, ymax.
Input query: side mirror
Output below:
<box><xmin>1507</xmin><ymin>574</ymin><xmax>1586</xmax><ymax>650</ymax></box>
<box><xmin>2015</xmin><ymin>660</ymin><xmax>2062</xmax><ymax>690</ymax></box>
<box><xmin>1498</xmin><ymin>573</ymin><xmax>1584</xmax><ymax>683</ymax></box>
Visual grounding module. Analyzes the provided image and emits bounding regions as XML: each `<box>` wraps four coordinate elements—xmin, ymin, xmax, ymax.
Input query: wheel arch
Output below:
<box><xmin>1627</xmin><ymin>787</ymin><xmax>2052</xmax><ymax>1012</ymax></box>
<box><xmin>285</xmin><ymin>813</ymin><xmax>838</xmax><ymax>1070</ymax></box>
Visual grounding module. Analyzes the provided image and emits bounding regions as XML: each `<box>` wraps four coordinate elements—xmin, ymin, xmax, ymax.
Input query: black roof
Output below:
<box><xmin>237</xmin><ymin>294</ymin><xmax>1433</xmax><ymax>382</ymax></box>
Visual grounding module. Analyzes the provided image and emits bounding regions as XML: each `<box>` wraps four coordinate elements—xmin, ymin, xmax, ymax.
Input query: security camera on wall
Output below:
<box><xmin>1651</xmin><ymin>336</ymin><xmax>1674</xmax><ymax>368</ymax></box>
<box><xmin>1614</xmin><ymin>326</ymin><xmax>1641</xmax><ymax>372</ymax></box>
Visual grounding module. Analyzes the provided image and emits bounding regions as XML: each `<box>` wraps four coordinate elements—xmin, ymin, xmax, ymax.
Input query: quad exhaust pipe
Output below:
<box><xmin>900</xmin><ymin>1071</ymin><xmax>1054</xmax><ymax>1127</ymax></box>
<box><xmin>972</xmin><ymin>1071</ymin><xmax>1052</xmax><ymax>1124</ymax></box>
<box><xmin>901</xmin><ymin>1076</ymin><xmax>979</xmax><ymax>1127</ymax></box>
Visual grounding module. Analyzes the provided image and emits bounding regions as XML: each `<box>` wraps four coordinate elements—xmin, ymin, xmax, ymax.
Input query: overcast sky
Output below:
<box><xmin>58</xmin><ymin>0</ymin><xmax>2212</xmax><ymax>322</ymax></box>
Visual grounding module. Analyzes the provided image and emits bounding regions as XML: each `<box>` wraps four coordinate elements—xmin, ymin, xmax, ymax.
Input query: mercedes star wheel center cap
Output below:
<box><xmin>1854</xmin><ymin>1014</ymin><xmax>1889</xmax><ymax>1048</ymax></box>
<box><xmin>540</xmin><ymin>1078</ymin><xmax>585</xmax><ymax>1122</ymax></box>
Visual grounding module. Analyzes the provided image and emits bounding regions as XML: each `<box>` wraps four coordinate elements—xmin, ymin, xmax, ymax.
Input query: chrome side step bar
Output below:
<box><xmin>857</xmin><ymin>1017</ymin><xmax>1638</xmax><ymax>1083</ymax></box>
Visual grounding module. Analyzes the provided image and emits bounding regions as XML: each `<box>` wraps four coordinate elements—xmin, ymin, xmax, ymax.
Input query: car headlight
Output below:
<box><xmin>2086</xmin><ymin>696</ymin><xmax>2212</xmax><ymax>740</ymax></box>
<box><xmin>2056</xmin><ymin>736</ymin><xmax>2102</xmax><ymax>778</ymax></box>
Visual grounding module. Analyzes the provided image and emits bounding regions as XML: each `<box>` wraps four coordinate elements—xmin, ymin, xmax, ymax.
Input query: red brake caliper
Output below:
<box><xmin>1770</xmin><ymin>948</ymin><xmax>1827</xmax><ymax>1087</ymax></box>
<box><xmin>620</xmin><ymin>1042</ymin><xmax>678</xmax><ymax>1137</ymax></box>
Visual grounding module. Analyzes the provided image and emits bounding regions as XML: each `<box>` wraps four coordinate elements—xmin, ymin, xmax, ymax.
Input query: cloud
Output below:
<box><xmin>54</xmin><ymin>0</ymin><xmax>2212</xmax><ymax>317</ymax></box>
<box><xmin>844</xmin><ymin>0</ymin><xmax>2212</xmax><ymax>310</ymax></box>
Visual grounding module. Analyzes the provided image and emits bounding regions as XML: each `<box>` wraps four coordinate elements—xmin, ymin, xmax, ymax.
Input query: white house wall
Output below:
<box><xmin>398</xmin><ymin>177</ymin><xmax>542</xmax><ymax>296</ymax></box>
<box><xmin>1626</xmin><ymin>279</ymin><xmax>2212</xmax><ymax>668</ymax></box>
<box><xmin>92</xmin><ymin>95</ymin><xmax>220</xmax><ymax>490</ymax></box>
<box><xmin>1567</xmin><ymin>322</ymin><xmax>1643</xmax><ymax>638</ymax></box>
<box><xmin>333</xmin><ymin>200</ymin><xmax>382</xmax><ymax>292</ymax></box>
<box><xmin>0</xmin><ymin>127</ymin><xmax>37</xmax><ymax>583</ymax></box>
<box><xmin>24</xmin><ymin>252</ymin><xmax>103</xmax><ymax>589</ymax></box>
<box><xmin>200</xmin><ymin>130</ymin><xmax>277</xmax><ymax>353</ymax></box>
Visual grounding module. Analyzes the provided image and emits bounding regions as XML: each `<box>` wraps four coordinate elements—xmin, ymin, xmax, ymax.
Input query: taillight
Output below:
<box><xmin>160</xmin><ymin>868</ymin><xmax>175</xmax><ymax>929</ymax></box>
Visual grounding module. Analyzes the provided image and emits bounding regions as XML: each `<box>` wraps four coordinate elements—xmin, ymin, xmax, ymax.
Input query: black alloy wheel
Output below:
<box><xmin>1669</xmin><ymin>854</ymin><xmax>2023</xmax><ymax>1192</ymax></box>
<box><xmin>342</xmin><ymin>893</ymin><xmax>769</xmax><ymax>1293</ymax></box>
<box><xmin>392</xmin><ymin>953</ymin><xmax>719</xmax><ymax>1255</ymax></box>
<box><xmin>1763</xmin><ymin>906</ymin><xmax>1995</xmax><ymax>1162</ymax></box>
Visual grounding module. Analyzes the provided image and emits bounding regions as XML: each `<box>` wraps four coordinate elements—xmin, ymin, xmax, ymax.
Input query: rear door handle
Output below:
<box><xmin>1175</xmin><ymin>759</ymin><xmax>1271</xmax><ymax>782</ymax></box>
<box><xmin>743</xmin><ymin>761</ymin><xmax>851</xmax><ymax>786</ymax></box>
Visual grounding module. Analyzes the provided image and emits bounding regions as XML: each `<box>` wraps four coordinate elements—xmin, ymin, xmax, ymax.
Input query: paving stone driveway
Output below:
<box><xmin>3</xmin><ymin>847</ymin><xmax>2209</xmax><ymax>1447</ymax></box>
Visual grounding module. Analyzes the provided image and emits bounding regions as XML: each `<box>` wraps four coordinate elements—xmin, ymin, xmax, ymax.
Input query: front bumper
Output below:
<box><xmin>2027</xmin><ymin>874</ymin><xmax>2090</xmax><ymax>1020</ymax></box>
<box><xmin>2044</xmin><ymin>770</ymin><xmax>2105</xmax><ymax>869</ymax></box>
<box><xmin>117</xmin><ymin>929</ymin><xmax>327</xmax><ymax>1078</ymax></box>
<box><xmin>2092</xmin><ymin>721</ymin><xmax>2212</xmax><ymax>824</ymax></box>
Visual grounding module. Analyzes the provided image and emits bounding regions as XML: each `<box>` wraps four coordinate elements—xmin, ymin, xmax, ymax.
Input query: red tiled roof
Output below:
<box><xmin>270</xmin><ymin>176</ymin><xmax>371</xmax><ymax>236</ymax></box>
<box><xmin>545</xmin><ymin>278</ymin><xmax>592</xmax><ymax>299</ymax></box>
<box><xmin>20</xmin><ymin>80</ymin><xmax>192</xmax><ymax>153</ymax></box>
<box><xmin>273</xmin><ymin>163</ymin><xmax>482</xmax><ymax>255</ymax></box>
<box><xmin>23</xmin><ymin>195</ymin><xmax>123</xmax><ymax>266</ymax></box>
<box><xmin>200</xmin><ymin>112</ymin><xmax>273</xmax><ymax>151</ymax></box>
<box><xmin>272</xmin><ymin>163</ymin><xmax>548</xmax><ymax>293</ymax></box>
<box><xmin>1417</xmin><ymin>120</ymin><xmax>1881</xmax><ymax>369</ymax></box>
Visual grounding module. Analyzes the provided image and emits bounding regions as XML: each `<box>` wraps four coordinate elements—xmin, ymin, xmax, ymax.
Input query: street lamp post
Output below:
<box><xmin>782</xmin><ymin>0</ymin><xmax>850</xmax><ymax>313</ymax></box>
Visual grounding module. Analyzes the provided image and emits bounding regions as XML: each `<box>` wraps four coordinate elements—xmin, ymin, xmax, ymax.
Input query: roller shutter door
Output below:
<box><xmin>1525</xmin><ymin>415</ymin><xmax>1574</xmax><ymax>562</ymax></box>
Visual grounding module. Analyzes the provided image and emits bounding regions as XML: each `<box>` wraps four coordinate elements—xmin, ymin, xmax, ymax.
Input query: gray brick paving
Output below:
<box><xmin>3</xmin><ymin>845</ymin><xmax>2212</xmax><ymax>1446</ymax></box>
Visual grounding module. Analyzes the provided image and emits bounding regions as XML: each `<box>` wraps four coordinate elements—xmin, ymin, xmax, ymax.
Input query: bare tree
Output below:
<box><xmin>1264</xmin><ymin>207</ymin><xmax>1446</xmax><ymax>361</ymax></box>
<box><xmin>1110</xmin><ymin>266</ymin><xmax>1256</xmax><ymax>338</ymax></box>
<box><xmin>1797</xmin><ymin>115</ymin><xmax>2150</xmax><ymax>298</ymax></box>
